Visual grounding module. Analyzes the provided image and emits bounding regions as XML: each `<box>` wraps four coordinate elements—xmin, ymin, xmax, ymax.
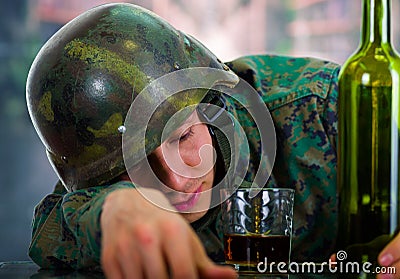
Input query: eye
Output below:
<box><xmin>178</xmin><ymin>127</ymin><xmax>194</xmax><ymax>142</ymax></box>
<box><xmin>168</xmin><ymin>126</ymin><xmax>195</xmax><ymax>144</ymax></box>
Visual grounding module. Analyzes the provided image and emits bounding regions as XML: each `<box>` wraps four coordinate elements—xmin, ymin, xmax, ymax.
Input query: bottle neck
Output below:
<box><xmin>361</xmin><ymin>0</ymin><xmax>391</xmax><ymax>45</ymax></box>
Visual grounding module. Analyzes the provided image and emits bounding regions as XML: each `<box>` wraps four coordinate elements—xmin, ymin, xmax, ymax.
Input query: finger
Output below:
<box><xmin>111</xmin><ymin>226</ymin><xmax>143</xmax><ymax>279</ymax></box>
<box><xmin>379</xmin><ymin>234</ymin><xmax>400</xmax><ymax>267</ymax></box>
<box><xmin>101</xmin><ymin>223</ymin><xmax>124</xmax><ymax>279</ymax></box>
<box><xmin>101</xmin><ymin>246</ymin><xmax>123</xmax><ymax>279</ymax></box>
<box><xmin>135</xmin><ymin>224</ymin><xmax>169</xmax><ymax>279</ymax></box>
<box><xmin>190</xmin><ymin>233</ymin><xmax>236</xmax><ymax>279</ymax></box>
<box><xmin>118</xmin><ymin>244</ymin><xmax>143</xmax><ymax>279</ymax></box>
<box><xmin>162</xmin><ymin>221</ymin><xmax>197</xmax><ymax>279</ymax></box>
<box><xmin>376</xmin><ymin>261</ymin><xmax>398</xmax><ymax>279</ymax></box>
<box><xmin>198</xmin><ymin>265</ymin><xmax>237</xmax><ymax>279</ymax></box>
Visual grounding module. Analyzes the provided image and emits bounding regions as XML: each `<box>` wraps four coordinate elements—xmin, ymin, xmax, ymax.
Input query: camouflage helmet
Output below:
<box><xmin>26</xmin><ymin>3</ymin><xmax>236</xmax><ymax>192</ymax></box>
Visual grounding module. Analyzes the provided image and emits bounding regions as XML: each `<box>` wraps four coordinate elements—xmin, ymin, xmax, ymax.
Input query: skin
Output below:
<box><xmin>100</xmin><ymin>112</ymin><xmax>236</xmax><ymax>279</ymax></box>
<box><xmin>377</xmin><ymin>238</ymin><xmax>400</xmax><ymax>279</ymax></box>
<box><xmin>135</xmin><ymin>111</ymin><xmax>215</xmax><ymax>223</ymax></box>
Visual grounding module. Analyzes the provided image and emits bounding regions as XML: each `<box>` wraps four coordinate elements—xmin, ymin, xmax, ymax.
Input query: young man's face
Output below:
<box><xmin>131</xmin><ymin>111</ymin><xmax>215</xmax><ymax>223</ymax></box>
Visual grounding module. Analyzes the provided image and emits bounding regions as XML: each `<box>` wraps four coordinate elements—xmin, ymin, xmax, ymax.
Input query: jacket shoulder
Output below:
<box><xmin>226</xmin><ymin>54</ymin><xmax>340</xmax><ymax>110</ymax></box>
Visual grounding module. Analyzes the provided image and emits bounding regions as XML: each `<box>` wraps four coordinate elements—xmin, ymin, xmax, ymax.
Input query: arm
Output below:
<box><xmin>29</xmin><ymin>180</ymin><xmax>133</xmax><ymax>269</ymax></box>
<box><xmin>29</xmin><ymin>181</ymin><xmax>72</xmax><ymax>268</ymax></box>
<box><xmin>29</xmin><ymin>181</ymin><xmax>236</xmax><ymax>278</ymax></box>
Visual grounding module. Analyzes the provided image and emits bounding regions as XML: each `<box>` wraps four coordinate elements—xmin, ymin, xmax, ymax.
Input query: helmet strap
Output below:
<box><xmin>198</xmin><ymin>93</ymin><xmax>233</xmax><ymax>178</ymax></box>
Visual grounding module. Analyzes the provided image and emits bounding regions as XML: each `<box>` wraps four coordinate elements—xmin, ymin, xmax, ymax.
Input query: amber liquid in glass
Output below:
<box><xmin>223</xmin><ymin>234</ymin><xmax>290</xmax><ymax>266</ymax></box>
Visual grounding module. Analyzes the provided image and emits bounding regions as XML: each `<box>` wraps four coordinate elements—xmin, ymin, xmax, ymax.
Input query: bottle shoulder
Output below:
<box><xmin>340</xmin><ymin>46</ymin><xmax>400</xmax><ymax>80</ymax></box>
<box><xmin>344</xmin><ymin>47</ymin><xmax>399</xmax><ymax>65</ymax></box>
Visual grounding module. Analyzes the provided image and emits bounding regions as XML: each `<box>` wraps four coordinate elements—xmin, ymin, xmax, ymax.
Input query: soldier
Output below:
<box><xmin>25</xmin><ymin>3</ymin><xmax>400</xmax><ymax>279</ymax></box>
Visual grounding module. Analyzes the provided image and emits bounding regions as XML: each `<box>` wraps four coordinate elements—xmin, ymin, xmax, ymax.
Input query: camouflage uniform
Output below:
<box><xmin>29</xmin><ymin>54</ymin><xmax>339</xmax><ymax>268</ymax></box>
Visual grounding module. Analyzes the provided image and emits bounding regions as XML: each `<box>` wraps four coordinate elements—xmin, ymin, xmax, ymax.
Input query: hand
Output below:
<box><xmin>377</xmin><ymin>233</ymin><xmax>400</xmax><ymax>279</ymax></box>
<box><xmin>100</xmin><ymin>188</ymin><xmax>236</xmax><ymax>279</ymax></box>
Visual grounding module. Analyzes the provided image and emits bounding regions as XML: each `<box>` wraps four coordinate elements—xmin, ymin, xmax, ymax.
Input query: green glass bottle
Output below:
<box><xmin>338</xmin><ymin>0</ymin><xmax>400</xmax><ymax>267</ymax></box>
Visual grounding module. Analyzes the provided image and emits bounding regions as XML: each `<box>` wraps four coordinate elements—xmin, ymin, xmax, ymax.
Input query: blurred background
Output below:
<box><xmin>1</xmin><ymin>0</ymin><xmax>400</xmax><ymax>261</ymax></box>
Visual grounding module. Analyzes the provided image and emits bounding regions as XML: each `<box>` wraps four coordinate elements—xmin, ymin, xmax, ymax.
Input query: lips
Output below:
<box><xmin>172</xmin><ymin>186</ymin><xmax>202</xmax><ymax>212</ymax></box>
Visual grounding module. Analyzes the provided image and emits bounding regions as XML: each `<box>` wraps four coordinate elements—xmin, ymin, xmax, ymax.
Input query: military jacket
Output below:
<box><xmin>29</xmin><ymin>54</ymin><xmax>340</xmax><ymax>268</ymax></box>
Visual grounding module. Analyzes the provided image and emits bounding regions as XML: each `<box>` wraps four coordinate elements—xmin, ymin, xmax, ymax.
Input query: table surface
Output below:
<box><xmin>0</xmin><ymin>261</ymin><xmax>364</xmax><ymax>278</ymax></box>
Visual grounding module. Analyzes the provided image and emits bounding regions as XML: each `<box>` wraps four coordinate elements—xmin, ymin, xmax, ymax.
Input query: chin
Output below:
<box><xmin>182</xmin><ymin>210</ymin><xmax>208</xmax><ymax>223</ymax></box>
